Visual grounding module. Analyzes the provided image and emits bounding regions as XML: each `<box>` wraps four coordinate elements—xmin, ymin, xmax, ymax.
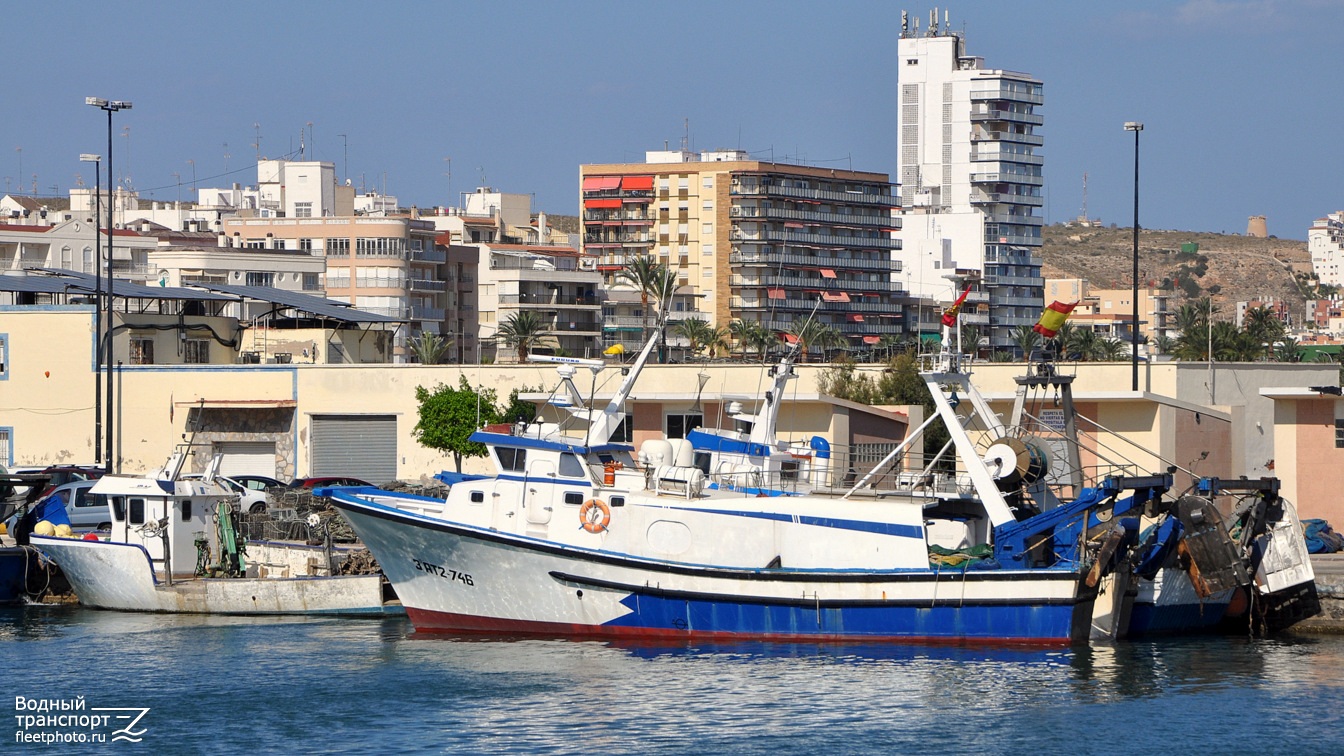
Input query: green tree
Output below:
<box><xmin>1096</xmin><ymin>336</ymin><xmax>1129</xmax><ymax>361</ymax></box>
<box><xmin>617</xmin><ymin>257</ymin><xmax>679</xmax><ymax>361</ymax></box>
<box><xmin>1010</xmin><ymin>325</ymin><xmax>1042</xmax><ymax>362</ymax></box>
<box><xmin>730</xmin><ymin>318</ymin><xmax>773</xmax><ymax>359</ymax></box>
<box><xmin>409</xmin><ymin>331</ymin><xmax>453</xmax><ymax>365</ymax></box>
<box><xmin>413</xmin><ymin>376</ymin><xmax>502</xmax><ymax>473</ymax></box>
<box><xmin>787</xmin><ymin>318</ymin><xmax>844</xmax><ymax>363</ymax></box>
<box><xmin>672</xmin><ymin>317</ymin><xmax>728</xmax><ymax>358</ymax></box>
<box><xmin>497</xmin><ymin>311</ymin><xmax>555</xmax><ymax>362</ymax></box>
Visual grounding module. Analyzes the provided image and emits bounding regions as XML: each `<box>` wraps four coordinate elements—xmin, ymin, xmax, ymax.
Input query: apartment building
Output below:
<box><xmin>475</xmin><ymin>243</ymin><xmax>603</xmax><ymax>362</ymax></box>
<box><xmin>0</xmin><ymin>218</ymin><xmax>157</xmax><ymax>283</ymax></box>
<box><xmin>1309</xmin><ymin>211</ymin><xmax>1344</xmax><ymax>287</ymax></box>
<box><xmin>581</xmin><ymin>150</ymin><xmax>905</xmax><ymax>355</ymax></box>
<box><xmin>896</xmin><ymin>10</ymin><xmax>1045</xmax><ymax>350</ymax></box>
<box><xmin>1045</xmin><ymin>278</ymin><xmax>1172</xmax><ymax>344</ymax></box>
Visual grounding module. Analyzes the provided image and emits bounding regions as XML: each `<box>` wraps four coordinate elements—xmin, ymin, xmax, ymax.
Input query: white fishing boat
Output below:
<box><xmin>25</xmin><ymin>450</ymin><xmax>398</xmax><ymax>616</ymax></box>
<box><xmin>323</xmin><ymin>315</ymin><xmax>1313</xmax><ymax>643</ymax></box>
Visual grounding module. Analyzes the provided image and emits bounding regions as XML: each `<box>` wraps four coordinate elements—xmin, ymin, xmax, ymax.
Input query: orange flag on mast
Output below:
<box><xmin>1033</xmin><ymin>301</ymin><xmax>1078</xmax><ymax>338</ymax></box>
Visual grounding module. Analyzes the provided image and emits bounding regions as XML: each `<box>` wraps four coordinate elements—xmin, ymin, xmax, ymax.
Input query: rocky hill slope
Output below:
<box><xmin>1042</xmin><ymin>225</ymin><xmax>1315</xmax><ymax>315</ymax></box>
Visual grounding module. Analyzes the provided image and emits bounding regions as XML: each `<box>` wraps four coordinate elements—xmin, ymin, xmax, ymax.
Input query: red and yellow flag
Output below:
<box><xmin>1033</xmin><ymin>301</ymin><xmax>1078</xmax><ymax>338</ymax></box>
<box><xmin>940</xmin><ymin>285</ymin><xmax>972</xmax><ymax>327</ymax></box>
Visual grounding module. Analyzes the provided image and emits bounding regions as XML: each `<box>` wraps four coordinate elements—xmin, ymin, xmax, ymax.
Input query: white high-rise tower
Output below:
<box><xmin>896</xmin><ymin>9</ymin><xmax>1044</xmax><ymax>350</ymax></box>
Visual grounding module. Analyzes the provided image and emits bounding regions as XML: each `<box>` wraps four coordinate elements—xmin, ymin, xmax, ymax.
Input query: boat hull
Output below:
<box><xmin>31</xmin><ymin>536</ymin><xmax>397</xmax><ymax>616</ymax></box>
<box><xmin>334</xmin><ymin>495</ymin><xmax>1094</xmax><ymax>644</ymax></box>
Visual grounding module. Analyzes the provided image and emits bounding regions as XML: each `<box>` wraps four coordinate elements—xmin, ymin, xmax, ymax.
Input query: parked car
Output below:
<box><xmin>4</xmin><ymin>480</ymin><xmax>109</xmax><ymax>534</ymax></box>
<box><xmin>5</xmin><ymin>465</ymin><xmax>103</xmax><ymax>500</ymax></box>
<box><xmin>230</xmin><ymin>474</ymin><xmax>284</xmax><ymax>493</ymax></box>
<box><xmin>287</xmin><ymin>476</ymin><xmax>374</xmax><ymax>489</ymax></box>
<box><xmin>181</xmin><ymin>474</ymin><xmax>272</xmax><ymax>514</ymax></box>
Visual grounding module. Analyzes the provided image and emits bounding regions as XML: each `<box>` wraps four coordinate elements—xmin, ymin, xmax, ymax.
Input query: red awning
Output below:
<box><xmin>767</xmin><ymin>288</ymin><xmax>786</xmax><ymax>300</ymax></box>
<box><xmin>847</xmin><ymin>313</ymin><xmax>864</xmax><ymax>322</ymax></box>
<box><xmin>781</xmin><ymin>333</ymin><xmax>799</xmax><ymax>344</ymax></box>
<box><xmin>822</xmin><ymin>291</ymin><xmax>851</xmax><ymax>303</ymax></box>
<box><xmin>820</xmin><ymin>269</ymin><xmax>836</xmax><ymax>279</ymax></box>
<box><xmin>584</xmin><ymin>198</ymin><xmax>622</xmax><ymax>209</ymax></box>
<box><xmin>863</xmin><ymin>335</ymin><xmax>881</xmax><ymax>345</ymax></box>
<box><xmin>783</xmin><ymin>222</ymin><xmax>806</xmax><ymax>229</ymax></box>
<box><xmin>621</xmin><ymin>175</ymin><xmax>654</xmax><ymax>190</ymax></box>
<box><xmin>582</xmin><ymin>176</ymin><xmax>621</xmax><ymax>192</ymax></box>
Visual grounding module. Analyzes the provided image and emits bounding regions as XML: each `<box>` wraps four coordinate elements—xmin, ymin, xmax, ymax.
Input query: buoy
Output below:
<box><xmin>33</xmin><ymin>521</ymin><xmax>56</xmax><ymax>536</ymax></box>
<box><xmin>54</xmin><ymin>523</ymin><xmax>73</xmax><ymax>538</ymax></box>
<box><xmin>82</xmin><ymin>532</ymin><xmax>100</xmax><ymax>541</ymax></box>
<box><xmin>0</xmin><ymin>522</ymin><xmax>7</xmax><ymax>535</ymax></box>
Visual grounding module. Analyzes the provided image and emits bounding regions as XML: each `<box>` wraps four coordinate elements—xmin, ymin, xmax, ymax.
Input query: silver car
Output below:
<box><xmin>4</xmin><ymin>480</ymin><xmax>110</xmax><ymax>534</ymax></box>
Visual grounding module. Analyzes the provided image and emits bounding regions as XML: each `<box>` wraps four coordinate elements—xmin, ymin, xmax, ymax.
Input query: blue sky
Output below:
<box><xmin>3</xmin><ymin>1</ymin><xmax>1341</xmax><ymax>239</ymax></box>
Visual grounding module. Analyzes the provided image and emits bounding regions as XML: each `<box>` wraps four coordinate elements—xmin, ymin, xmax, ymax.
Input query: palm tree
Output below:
<box><xmin>617</xmin><ymin>257</ymin><xmax>679</xmax><ymax>361</ymax></box>
<box><xmin>672</xmin><ymin>317</ymin><xmax>728</xmax><ymax>358</ymax></box>
<box><xmin>960</xmin><ymin>324</ymin><xmax>984</xmax><ymax>358</ymax></box>
<box><xmin>1243</xmin><ymin>305</ymin><xmax>1285</xmax><ymax>347</ymax></box>
<box><xmin>730</xmin><ymin>318</ymin><xmax>772</xmax><ymax>359</ymax></box>
<box><xmin>1096</xmin><ymin>337</ymin><xmax>1129</xmax><ymax>361</ymax></box>
<box><xmin>409</xmin><ymin>331</ymin><xmax>453</xmax><ymax>365</ymax></box>
<box><xmin>496</xmin><ymin>311</ymin><xmax>555</xmax><ymax>362</ymax></box>
<box><xmin>1152</xmin><ymin>333</ymin><xmax>1177</xmax><ymax>357</ymax></box>
<box><xmin>1277</xmin><ymin>336</ymin><xmax>1303</xmax><ymax>363</ymax></box>
<box><xmin>1010</xmin><ymin>325</ymin><xmax>1042</xmax><ymax>362</ymax></box>
<box><xmin>786</xmin><ymin>318</ymin><xmax>831</xmax><ymax>363</ymax></box>
<box><xmin>1073</xmin><ymin>328</ymin><xmax>1100</xmax><ymax>361</ymax></box>
<box><xmin>616</xmin><ymin>257</ymin><xmax>665</xmax><ymax>349</ymax></box>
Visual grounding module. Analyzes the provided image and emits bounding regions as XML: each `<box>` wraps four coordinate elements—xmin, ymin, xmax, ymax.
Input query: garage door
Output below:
<box><xmin>216</xmin><ymin>441</ymin><xmax>278</xmax><ymax>478</ymax></box>
<box><xmin>310</xmin><ymin>415</ymin><xmax>397</xmax><ymax>484</ymax></box>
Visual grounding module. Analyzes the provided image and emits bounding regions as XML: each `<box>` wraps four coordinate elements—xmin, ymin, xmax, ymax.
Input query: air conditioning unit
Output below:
<box><xmin>579</xmin><ymin>258</ymin><xmax>596</xmax><ymax>271</ymax></box>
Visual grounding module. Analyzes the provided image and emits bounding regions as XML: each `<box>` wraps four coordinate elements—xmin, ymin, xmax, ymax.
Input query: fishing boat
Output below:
<box><xmin>327</xmin><ymin>322</ymin><xmax>1316</xmax><ymax>643</ymax></box>
<box><xmin>24</xmin><ymin>450</ymin><xmax>399</xmax><ymax>616</ymax></box>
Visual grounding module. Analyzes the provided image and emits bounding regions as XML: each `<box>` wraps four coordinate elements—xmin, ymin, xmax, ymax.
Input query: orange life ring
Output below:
<box><xmin>579</xmin><ymin>499</ymin><xmax>611</xmax><ymax>533</ymax></box>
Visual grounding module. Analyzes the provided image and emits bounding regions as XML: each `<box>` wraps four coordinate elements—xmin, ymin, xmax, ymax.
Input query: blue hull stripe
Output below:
<box><xmin>605</xmin><ymin>591</ymin><xmax>1076</xmax><ymax>639</ymax></box>
<box><xmin>668</xmin><ymin>506</ymin><xmax>924</xmax><ymax>540</ymax></box>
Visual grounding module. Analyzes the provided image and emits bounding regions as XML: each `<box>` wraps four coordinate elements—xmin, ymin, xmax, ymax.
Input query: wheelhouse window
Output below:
<box><xmin>496</xmin><ymin>447</ymin><xmax>527</xmax><ymax>472</ymax></box>
<box><xmin>128</xmin><ymin>498</ymin><xmax>145</xmax><ymax>524</ymax></box>
<box><xmin>558</xmin><ymin>454</ymin><xmax>586</xmax><ymax>478</ymax></box>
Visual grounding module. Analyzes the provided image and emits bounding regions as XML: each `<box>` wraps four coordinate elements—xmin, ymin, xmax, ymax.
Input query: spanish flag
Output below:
<box><xmin>1033</xmin><ymin>301</ymin><xmax>1078</xmax><ymax>338</ymax></box>
<box><xmin>940</xmin><ymin>285</ymin><xmax>972</xmax><ymax>327</ymax></box>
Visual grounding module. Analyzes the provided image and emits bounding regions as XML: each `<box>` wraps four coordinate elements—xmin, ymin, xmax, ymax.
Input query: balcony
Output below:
<box><xmin>730</xmin><ymin>182</ymin><xmax>899</xmax><ymax>208</ymax></box>
<box><xmin>729</xmin><ymin>205</ymin><xmax>899</xmax><ymax>230</ymax></box>
<box><xmin>730</xmin><ymin>273</ymin><xmax>905</xmax><ymax>294</ymax></box>
<box><xmin>410</xmin><ymin>247</ymin><xmax>446</xmax><ymax>263</ymax></box>
<box><xmin>729</xmin><ymin>229</ymin><xmax>901</xmax><ymax>251</ymax></box>
<box><xmin>970</xmin><ymin>191</ymin><xmax>1044</xmax><ymax>207</ymax></box>
<box><xmin>411</xmin><ymin>305</ymin><xmax>446</xmax><ymax>321</ymax></box>
<box><xmin>969</xmin><ymin>171</ymin><xmax>1044</xmax><ymax>186</ymax></box>
<box><xmin>729</xmin><ymin>251</ymin><xmax>901</xmax><ymax>274</ymax></box>
<box><xmin>969</xmin><ymin>85</ymin><xmax>1044</xmax><ymax>106</ymax></box>
<box><xmin>409</xmin><ymin>279</ymin><xmax>447</xmax><ymax>292</ymax></box>
<box><xmin>970</xmin><ymin>129</ymin><xmax>1044</xmax><ymax>147</ymax></box>
<box><xmin>970</xmin><ymin>150</ymin><xmax>1044</xmax><ymax>167</ymax></box>
<box><xmin>968</xmin><ymin>106</ymin><xmax>1044</xmax><ymax>126</ymax></box>
<box><xmin>499</xmin><ymin>294</ymin><xmax>602</xmax><ymax>308</ymax></box>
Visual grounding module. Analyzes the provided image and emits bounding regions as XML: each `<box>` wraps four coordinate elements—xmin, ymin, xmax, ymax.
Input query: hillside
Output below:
<box><xmin>542</xmin><ymin>214</ymin><xmax>1318</xmax><ymax>316</ymax></box>
<box><xmin>1041</xmin><ymin>225</ymin><xmax>1315</xmax><ymax>316</ymax></box>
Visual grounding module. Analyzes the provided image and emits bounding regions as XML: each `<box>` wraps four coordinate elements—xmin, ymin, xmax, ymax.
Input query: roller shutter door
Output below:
<box><xmin>310</xmin><ymin>415</ymin><xmax>397</xmax><ymax>484</ymax></box>
<box><xmin>216</xmin><ymin>441</ymin><xmax>278</xmax><ymax>478</ymax></box>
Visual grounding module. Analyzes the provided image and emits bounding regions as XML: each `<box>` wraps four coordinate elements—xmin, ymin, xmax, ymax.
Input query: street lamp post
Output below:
<box><xmin>79</xmin><ymin>153</ymin><xmax>102</xmax><ymax>465</ymax></box>
<box><xmin>86</xmin><ymin>97</ymin><xmax>132</xmax><ymax>473</ymax></box>
<box><xmin>1125</xmin><ymin>121</ymin><xmax>1143</xmax><ymax>392</ymax></box>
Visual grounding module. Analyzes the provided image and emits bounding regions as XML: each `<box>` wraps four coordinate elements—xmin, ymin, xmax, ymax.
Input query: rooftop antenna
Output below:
<box><xmin>901</xmin><ymin>10</ymin><xmax>908</xmax><ymax>35</ymax></box>
<box><xmin>930</xmin><ymin>9</ymin><xmax>937</xmax><ymax>34</ymax></box>
<box><xmin>253</xmin><ymin>122</ymin><xmax>262</xmax><ymax>160</ymax></box>
<box><xmin>682</xmin><ymin>118</ymin><xmax>690</xmax><ymax>152</ymax></box>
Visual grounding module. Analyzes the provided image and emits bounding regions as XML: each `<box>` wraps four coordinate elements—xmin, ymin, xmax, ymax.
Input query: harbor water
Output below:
<box><xmin>5</xmin><ymin>603</ymin><xmax>1343</xmax><ymax>754</ymax></box>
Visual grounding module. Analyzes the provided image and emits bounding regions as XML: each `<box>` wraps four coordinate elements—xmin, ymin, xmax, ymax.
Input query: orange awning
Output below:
<box><xmin>767</xmin><ymin>288</ymin><xmax>786</xmax><ymax>300</ymax></box>
<box><xmin>847</xmin><ymin>313</ymin><xmax>864</xmax><ymax>322</ymax></box>
<box><xmin>820</xmin><ymin>269</ymin><xmax>836</xmax><ymax>279</ymax></box>
<box><xmin>621</xmin><ymin>175</ymin><xmax>654</xmax><ymax>190</ymax></box>
<box><xmin>781</xmin><ymin>333</ymin><xmax>799</xmax><ymax>344</ymax></box>
<box><xmin>584</xmin><ymin>198</ymin><xmax>622</xmax><ymax>209</ymax></box>
<box><xmin>822</xmin><ymin>291</ymin><xmax>851</xmax><ymax>303</ymax></box>
<box><xmin>863</xmin><ymin>335</ymin><xmax>881</xmax><ymax>345</ymax></box>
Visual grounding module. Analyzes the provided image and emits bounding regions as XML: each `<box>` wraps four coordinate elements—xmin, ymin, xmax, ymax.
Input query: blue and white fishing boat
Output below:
<box><xmin>328</xmin><ymin>322</ymin><xmax>1316</xmax><ymax>643</ymax></box>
